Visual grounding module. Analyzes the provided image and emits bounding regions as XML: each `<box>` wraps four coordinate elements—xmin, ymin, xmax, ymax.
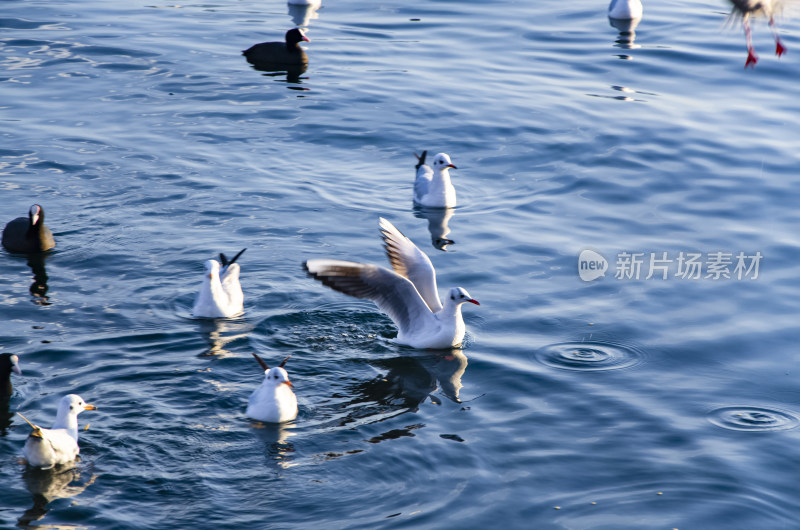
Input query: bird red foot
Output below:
<box><xmin>776</xmin><ymin>41</ymin><xmax>786</xmax><ymax>57</ymax></box>
<box><xmin>745</xmin><ymin>50</ymin><xmax>758</xmax><ymax>67</ymax></box>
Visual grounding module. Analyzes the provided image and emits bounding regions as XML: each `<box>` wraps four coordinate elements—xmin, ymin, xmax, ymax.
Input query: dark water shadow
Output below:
<box><xmin>243</xmin><ymin>56</ymin><xmax>309</xmax><ymax>87</ymax></box>
<box><xmin>413</xmin><ymin>205</ymin><xmax>455</xmax><ymax>251</ymax></box>
<box><xmin>26</xmin><ymin>254</ymin><xmax>50</xmax><ymax>306</ymax></box>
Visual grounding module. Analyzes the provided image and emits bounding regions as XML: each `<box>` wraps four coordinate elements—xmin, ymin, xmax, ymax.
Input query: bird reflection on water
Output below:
<box><xmin>413</xmin><ymin>205</ymin><xmax>455</xmax><ymax>251</ymax></box>
<box><xmin>196</xmin><ymin>318</ymin><xmax>251</xmax><ymax>358</ymax></box>
<box><xmin>17</xmin><ymin>464</ymin><xmax>97</xmax><ymax>527</ymax></box>
<box><xmin>26</xmin><ymin>254</ymin><xmax>50</xmax><ymax>306</ymax></box>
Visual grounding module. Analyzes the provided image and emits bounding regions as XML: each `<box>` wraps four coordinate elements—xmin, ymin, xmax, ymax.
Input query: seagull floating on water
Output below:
<box><xmin>728</xmin><ymin>0</ymin><xmax>786</xmax><ymax>67</ymax></box>
<box><xmin>1</xmin><ymin>354</ymin><xmax>22</xmax><ymax>397</ymax></box>
<box><xmin>242</xmin><ymin>28</ymin><xmax>310</xmax><ymax>67</ymax></box>
<box><xmin>192</xmin><ymin>248</ymin><xmax>246</xmax><ymax>319</ymax></box>
<box><xmin>2</xmin><ymin>205</ymin><xmax>55</xmax><ymax>253</ymax></box>
<box><xmin>246</xmin><ymin>353</ymin><xmax>298</xmax><ymax>424</ymax></box>
<box><xmin>608</xmin><ymin>0</ymin><xmax>643</xmax><ymax>20</ymax></box>
<box><xmin>414</xmin><ymin>151</ymin><xmax>458</xmax><ymax>208</ymax></box>
<box><xmin>19</xmin><ymin>394</ymin><xmax>96</xmax><ymax>469</ymax></box>
<box><xmin>304</xmin><ymin>218</ymin><xmax>479</xmax><ymax>349</ymax></box>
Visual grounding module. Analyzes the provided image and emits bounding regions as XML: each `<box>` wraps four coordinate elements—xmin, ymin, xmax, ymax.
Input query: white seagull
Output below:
<box><xmin>304</xmin><ymin>217</ymin><xmax>479</xmax><ymax>349</ymax></box>
<box><xmin>608</xmin><ymin>0</ymin><xmax>643</xmax><ymax>20</ymax></box>
<box><xmin>192</xmin><ymin>248</ymin><xmax>246</xmax><ymax>318</ymax></box>
<box><xmin>19</xmin><ymin>394</ymin><xmax>97</xmax><ymax>469</ymax></box>
<box><xmin>414</xmin><ymin>151</ymin><xmax>458</xmax><ymax>208</ymax></box>
<box><xmin>246</xmin><ymin>353</ymin><xmax>298</xmax><ymax>423</ymax></box>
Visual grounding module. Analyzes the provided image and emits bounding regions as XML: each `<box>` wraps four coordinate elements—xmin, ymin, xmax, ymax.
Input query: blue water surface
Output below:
<box><xmin>1</xmin><ymin>0</ymin><xmax>800</xmax><ymax>528</ymax></box>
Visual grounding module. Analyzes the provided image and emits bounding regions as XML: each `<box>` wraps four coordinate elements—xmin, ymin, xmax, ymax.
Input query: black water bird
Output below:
<box><xmin>243</xmin><ymin>28</ymin><xmax>310</xmax><ymax>68</ymax></box>
<box><xmin>2</xmin><ymin>205</ymin><xmax>55</xmax><ymax>253</ymax></box>
<box><xmin>0</xmin><ymin>353</ymin><xmax>21</xmax><ymax>396</ymax></box>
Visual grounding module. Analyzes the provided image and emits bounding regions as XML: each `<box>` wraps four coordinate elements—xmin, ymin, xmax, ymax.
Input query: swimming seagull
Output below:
<box><xmin>414</xmin><ymin>151</ymin><xmax>458</xmax><ymax>208</ymax></box>
<box><xmin>0</xmin><ymin>354</ymin><xmax>22</xmax><ymax>397</ymax></box>
<box><xmin>608</xmin><ymin>0</ymin><xmax>643</xmax><ymax>20</ymax></box>
<box><xmin>19</xmin><ymin>394</ymin><xmax>96</xmax><ymax>469</ymax></box>
<box><xmin>728</xmin><ymin>0</ymin><xmax>786</xmax><ymax>67</ymax></box>
<box><xmin>2</xmin><ymin>205</ymin><xmax>55</xmax><ymax>253</ymax></box>
<box><xmin>192</xmin><ymin>248</ymin><xmax>246</xmax><ymax>319</ymax></box>
<box><xmin>246</xmin><ymin>353</ymin><xmax>298</xmax><ymax>424</ymax></box>
<box><xmin>304</xmin><ymin>217</ymin><xmax>479</xmax><ymax>349</ymax></box>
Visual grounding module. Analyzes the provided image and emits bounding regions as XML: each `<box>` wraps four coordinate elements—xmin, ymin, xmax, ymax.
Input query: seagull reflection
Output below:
<box><xmin>17</xmin><ymin>465</ymin><xmax>97</xmax><ymax>527</ymax></box>
<box><xmin>346</xmin><ymin>351</ymin><xmax>469</xmax><ymax>415</ymax></box>
<box><xmin>250</xmin><ymin>420</ymin><xmax>296</xmax><ymax>469</ymax></box>
<box><xmin>413</xmin><ymin>205</ymin><xmax>455</xmax><ymax>251</ymax></box>
<box><xmin>196</xmin><ymin>319</ymin><xmax>251</xmax><ymax>358</ymax></box>
<box><xmin>289</xmin><ymin>3</ymin><xmax>320</xmax><ymax>28</ymax></box>
<box><xmin>609</xmin><ymin>15</ymin><xmax>641</xmax><ymax>50</ymax></box>
<box><xmin>418</xmin><ymin>349</ymin><xmax>468</xmax><ymax>403</ymax></box>
<box><xmin>26</xmin><ymin>254</ymin><xmax>50</xmax><ymax>306</ymax></box>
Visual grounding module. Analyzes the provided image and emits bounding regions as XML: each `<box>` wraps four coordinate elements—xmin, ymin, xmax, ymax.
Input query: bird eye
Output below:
<box><xmin>450</xmin><ymin>295</ymin><xmax>455</xmax><ymax>300</ymax></box>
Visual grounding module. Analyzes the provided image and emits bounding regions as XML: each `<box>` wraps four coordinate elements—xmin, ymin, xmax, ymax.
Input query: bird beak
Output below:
<box><xmin>84</xmin><ymin>404</ymin><xmax>97</xmax><ymax>411</ymax></box>
<box><xmin>11</xmin><ymin>361</ymin><xmax>21</xmax><ymax>376</ymax></box>
<box><xmin>447</xmin><ymin>164</ymin><xmax>457</xmax><ymax>169</ymax></box>
<box><xmin>283</xmin><ymin>381</ymin><xmax>293</xmax><ymax>388</ymax></box>
<box><xmin>467</xmin><ymin>299</ymin><xmax>480</xmax><ymax>305</ymax></box>
<box><xmin>302</xmin><ymin>35</ymin><xmax>310</xmax><ymax>42</ymax></box>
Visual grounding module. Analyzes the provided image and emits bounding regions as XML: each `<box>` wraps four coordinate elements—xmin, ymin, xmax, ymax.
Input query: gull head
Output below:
<box><xmin>264</xmin><ymin>366</ymin><xmax>293</xmax><ymax>388</ymax></box>
<box><xmin>253</xmin><ymin>353</ymin><xmax>293</xmax><ymax>388</ymax></box>
<box><xmin>432</xmin><ymin>153</ymin><xmax>457</xmax><ymax>172</ymax></box>
<box><xmin>60</xmin><ymin>394</ymin><xmax>97</xmax><ymax>418</ymax></box>
<box><xmin>204</xmin><ymin>259</ymin><xmax>221</xmax><ymax>279</ymax></box>
<box><xmin>447</xmin><ymin>287</ymin><xmax>479</xmax><ymax>306</ymax></box>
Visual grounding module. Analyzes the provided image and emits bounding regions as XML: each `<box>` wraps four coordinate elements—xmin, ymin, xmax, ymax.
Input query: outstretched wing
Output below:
<box><xmin>378</xmin><ymin>218</ymin><xmax>442</xmax><ymax>312</ymax></box>
<box><xmin>304</xmin><ymin>259</ymin><xmax>434</xmax><ymax>335</ymax></box>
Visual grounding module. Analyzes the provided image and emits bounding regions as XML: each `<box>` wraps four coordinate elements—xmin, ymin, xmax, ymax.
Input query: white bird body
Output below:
<box><xmin>414</xmin><ymin>152</ymin><xmax>458</xmax><ymax>208</ymax></box>
<box><xmin>21</xmin><ymin>394</ymin><xmax>96</xmax><ymax>470</ymax></box>
<box><xmin>608</xmin><ymin>0</ymin><xmax>643</xmax><ymax>19</ymax></box>
<box><xmin>247</xmin><ymin>355</ymin><xmax>298</xmax><ymax>423</ymax></box>
<box><xmin>192</xmin><ymin>250</ymin><xmax>245</xmax><ymax>318</ymax></box>
<box><xmin>304</xmin><ymin>218</ymin><xmax>479</xmax><ymax>349</ymax></box>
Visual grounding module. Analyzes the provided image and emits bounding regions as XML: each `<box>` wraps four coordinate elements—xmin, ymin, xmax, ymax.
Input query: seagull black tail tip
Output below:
<box><xmin>415</xmin><ymin>150</ymin><xmax>428</xmax><ymax>170</ymax></box>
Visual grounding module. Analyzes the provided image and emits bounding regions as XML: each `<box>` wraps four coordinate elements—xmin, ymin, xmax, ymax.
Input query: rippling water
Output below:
<box><xmin>2</xmin><ymin>0</ymin><xmax>800</xmax><ymax>527</ymax></box>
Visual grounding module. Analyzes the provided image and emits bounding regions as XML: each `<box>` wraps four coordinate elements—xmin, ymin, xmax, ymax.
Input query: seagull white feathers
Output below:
<box><xmin>192</xmin><ymin>248</ymin><xmax>246</xmax><ymax>318</ymax></box>
<box><xmin>20</xmin><ymin>394</ymin><xmax>96</xmax><ymax>469</ymax></box>
<box><xmin>608</xmin><ymin>0</ymin><xmax>643</xmax><ymax>19</ymax></box>
<box><xmin>414</xmin><ymin>151</ymin><xmax>458</xmax><ymax>208</ymax></box>
<box><xmin>304</xmin><ymin>218</ymin><xmax>479</xmax><ymax>349</ymax></box>
<box><xmin>246</xmin><ymin>354</ymin><xmax>298</xmax><ymax>423</ymax></box>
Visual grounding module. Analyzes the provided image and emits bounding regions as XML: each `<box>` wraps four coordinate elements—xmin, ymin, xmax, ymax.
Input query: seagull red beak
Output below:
<box><xmin>468</xmin><ymin>299</ymin><xmax>480</xmax><ymax>305</ymax></box>
<box><xmin>302</xmin><ymin>35</ymin><xmax>310</xmax><ymax>42</ymax></box>
<box><xmin>447</xmin><ymin>164</ymin><xmax>457</xmax><ymax>169</ymax></box>
<box><xmin>284</xmin><ymin>381</ymin><xmax>293</xmax><ymax>388</ymax></box>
